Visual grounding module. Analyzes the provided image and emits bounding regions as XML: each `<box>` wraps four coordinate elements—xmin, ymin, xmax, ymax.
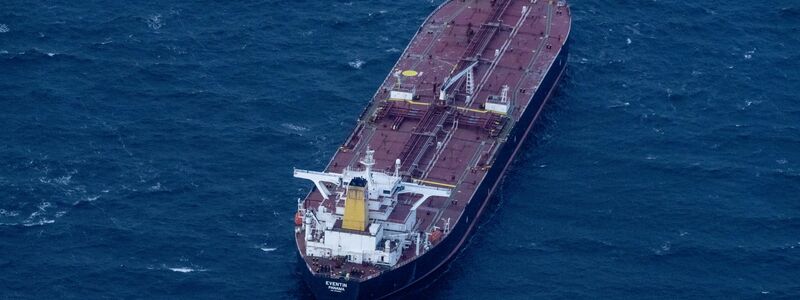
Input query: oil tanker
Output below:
<box><xmin>293</xmin><ymin>0</ymin><xmax>571</xmax><ymax>298</ymax></box>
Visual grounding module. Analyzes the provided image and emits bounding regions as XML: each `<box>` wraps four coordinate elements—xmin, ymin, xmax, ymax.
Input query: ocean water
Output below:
<box><xmin>1</xmin><ymin>0</ymin><xmax>798</xmax><ymax>298</ymax></box>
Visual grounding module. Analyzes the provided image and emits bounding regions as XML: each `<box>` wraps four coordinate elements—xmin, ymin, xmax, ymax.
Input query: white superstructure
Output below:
<box><xmin>294</xmin><ymin>150</ymin><xmax>451</xmax><ymax>267</ymax></box>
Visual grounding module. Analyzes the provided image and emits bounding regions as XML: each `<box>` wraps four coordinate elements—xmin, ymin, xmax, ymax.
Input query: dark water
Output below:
<box><xmin>1</xmin><ymin>0</ymin><xmax>799</xmax><ymax>298</ymax></box>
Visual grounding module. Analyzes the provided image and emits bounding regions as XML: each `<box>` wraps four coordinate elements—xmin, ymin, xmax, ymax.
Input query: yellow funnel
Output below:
<box><xmin>342</xmin><ymin>177</ymin><xmax>369</xmax><ymax>231</ymax></box>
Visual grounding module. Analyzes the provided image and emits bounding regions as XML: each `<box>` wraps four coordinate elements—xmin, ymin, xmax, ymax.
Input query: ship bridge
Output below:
<box><xmin>294</xmin><ymin>150</ymin><xmax>451</xmax><ymax>267</ymax></box>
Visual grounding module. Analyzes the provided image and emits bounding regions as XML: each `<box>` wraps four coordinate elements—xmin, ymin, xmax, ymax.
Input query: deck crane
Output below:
<box><xmin>438</xmin><ymin>60</ymin><xmax>479</xmax><ymax>101</ymax></box>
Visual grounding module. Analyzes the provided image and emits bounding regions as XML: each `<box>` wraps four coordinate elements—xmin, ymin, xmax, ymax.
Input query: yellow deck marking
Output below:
<box><xmin>455</xmin><ymin>106</ymin><xmax>488</xmax><ymax>114</ymax></box>
<box><xmin>387</xmin><ymin>98</ymin><xmax>431</xmax><ymax>106</ymax></box>
<box><xmin>413</xmin><ymin>179</ymin><xmax>457</xmax><ymax>188</ymax></box>
<box><xmin>401</xmin><ymin>70</ymin><xmax>419</xmax><ymax>77</ymax></box>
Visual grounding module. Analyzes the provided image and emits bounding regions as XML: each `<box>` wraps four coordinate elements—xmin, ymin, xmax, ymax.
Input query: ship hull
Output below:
<box><xmin>301</xmin><ymin>41</ymin><xmax>569</xmax><ymax>300</ymax></box>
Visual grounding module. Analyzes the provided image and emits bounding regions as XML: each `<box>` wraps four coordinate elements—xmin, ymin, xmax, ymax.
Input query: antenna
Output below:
<box><xmin>361</xmin><ymin>148</ymin><xmax>376</xmax><ymax>185</ymax></box>
<box><xmin>394</xmin><ymin>70</ymin><xmax>402</xmax><ymax>86</ymax></box>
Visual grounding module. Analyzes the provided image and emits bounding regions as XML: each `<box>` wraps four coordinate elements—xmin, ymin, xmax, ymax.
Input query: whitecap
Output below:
<box><xmin>168</xmin><ymin>267</ymin><xmax>205</xmax><ymax>273</ymax></box>
<box><xmin>744</xmin><ymin>48</ymin><xmax>755</xmax><ymax>60</ymax></box>
<box><xmin>653</xmin><ymin>241</ymin><xmax>671</xmax><ymax>255</ymax></box>
<box><xmin>281</xmin><ymin>123</ymin><xmax>308</xmax><ymax>132</ymax></box>
<box><xmin>260</xmin><ymin>247</ymin><xmax>277</xmax><ymax>252</ymax></box>
<box><xmin>40</xmin><ymin>174</ymin><xmax>72</xmax><ymax>185</ymax></box>
<box><xmin>626</xmin><ymin>38</ymin><xmax>631</xmax><ymax>45</ymax></box>
<box><xmin>385</xmin><ymin>48</ymin><xmax>400</xmax><ymax>53</ymax></box>
<box><xmin>22</xmin><ymin>219</ymin><xmax>55</xmax><ymax>227</ymax></box>
<box><xmin>169</xmin><ymin>267</ymin><xmax>193</xmax><ymax>273</ymax></box>
<box><xmin>0</xmin><ymin>209</ymin><xmax>19</xmax><ymax>217</ymax></box>
<box><xmin>146</xmin><ymin>14</ymin><xmax>163</xmax><ymax>30</ymax></box>
<box><xmin>608</xmin><ymin>101</ymin><xmax>630</xmax><ymax>108</ymax></box>
<box><xmin>148</xmin><ymin>182</ymin><xmax>162</xmax><ymax>191</ymax></box>
<box><xmin>348</xmin><ymin>59</ymin><xmax>365</xmax><ymax>69</ymax></box>
<box><xmin>73</xmin><ymin>195</ymin><xmax>100</xmax><ymax>205</ymax></box>
<box><xmin>0</xmin><ymin>24</ymin><xmax>8</xmax><ymax>33</ymax></box>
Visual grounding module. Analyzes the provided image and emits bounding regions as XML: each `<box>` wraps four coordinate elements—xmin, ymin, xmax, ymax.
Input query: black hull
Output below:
<box><xmin>301</xmin><ymin>42</ymin><xmax>570</xmax><ymax>300</ymax></box>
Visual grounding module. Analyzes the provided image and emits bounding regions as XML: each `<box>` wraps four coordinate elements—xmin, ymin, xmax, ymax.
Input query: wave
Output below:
<box><xmin>348</xmin><ymin>59</ymin><xmax>365</xmax><ymax>69</ymax></box>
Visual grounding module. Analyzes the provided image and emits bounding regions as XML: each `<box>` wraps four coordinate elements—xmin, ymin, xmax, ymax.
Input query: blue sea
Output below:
<box><xmin>1</xmin><ymin>0</ymin><xmax>798</xmax><ymax>298</ymax></box>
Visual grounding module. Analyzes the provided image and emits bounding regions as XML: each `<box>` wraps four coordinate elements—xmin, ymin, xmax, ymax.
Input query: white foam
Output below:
<box><xmin>146</xmin><ymin>14</ymin><xmax>163</xmax><ymax>30</ymax></box>
<box><xmin>148</xmin><ymin>182</ymin><xmax>162</xmax><ymax>191</ymax></box>
<box><xmin>73</xmin><ymin>195</ymin><xmax>100</xmax><ymax>206</ymax></box>
<box><xmin>0</xmin><ymin>209</ymin><xmax>19</xmax><ymax>217</ymax></box>
<box><xmin>0</xmin><ymin>24</ymin><xmax>8</xmax><ymax>33</ymax></box>
<box><xmin>281</xmin><ymin>123</ymin><xmax>308</xmax><ymax>132</ymax></box>
<box><xmin>626</xmin><ymin>38</ymin><xmax>632</xmax><ymax>45</ymax></box>
<box><xmin>40</xmin><ymin>174</ymin><xmax>72</xmax><ymax>185</ymax></box>
<box><xmin>22</xmin><ymin>219</ymin><xmax>55</xmax><ymax>227</ymax></box>
<box><xmin>168</xmin><ymin>267</ymin><xmax>205</xmax><ymax>273</ymax></box>
<box><xmin>744</xmin><ymin>48</ymin><xmax>755</xmax><ymax>60</ymax></box>
<box><xmin>348</xmin><ymin>59</ymin><xmax>365</xmax><ymax>69</ymax></box>
<box><xmin>653</xmin><ymin>241</ymin><xmax>671</xmax><ymax>255</ymax></box>
<box><xmin>260</xmin><ymin>247</ymin><xmax>277</xmax><ymax>252</ymax></box>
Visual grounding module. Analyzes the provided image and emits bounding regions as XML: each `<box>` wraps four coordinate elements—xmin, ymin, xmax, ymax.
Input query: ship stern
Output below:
<box><xmin>299</xmin><ymin>259</ymin><xmax>363</xmax><ymax>300</ymax></box>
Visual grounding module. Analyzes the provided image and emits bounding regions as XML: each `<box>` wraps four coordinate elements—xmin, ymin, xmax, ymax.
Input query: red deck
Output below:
<box><xmin>298</xmin><ymin>0</ymin><xmax>571</xmax><ymax>278</ymax></box>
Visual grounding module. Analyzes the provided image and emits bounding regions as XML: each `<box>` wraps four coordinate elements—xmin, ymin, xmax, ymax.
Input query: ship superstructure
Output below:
<box><xmin>293</xmin><ymin>0</ymin><xmax>571</xmax><ymax>298</ymax></box>
<box><xmin>295</xmin><ymin>149</ymin><xmax>451</xmax><ymax>269</ymax></box>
